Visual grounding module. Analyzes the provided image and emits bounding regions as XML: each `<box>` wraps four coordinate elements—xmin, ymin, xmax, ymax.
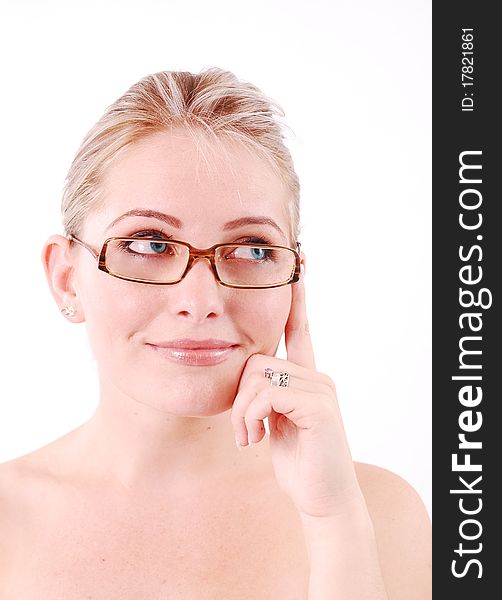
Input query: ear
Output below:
<box><xmin>41</xmin><ymin>235</ymin><xmax>85</xmax><ymax>322</ymax></box>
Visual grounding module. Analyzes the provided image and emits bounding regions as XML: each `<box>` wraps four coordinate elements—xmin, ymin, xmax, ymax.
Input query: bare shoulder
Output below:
<box><xmin>0</xmin><ymin>458</ymin><xmax>28</xmax><ymax>570</ymax></box>
<box><xmin>0</xmin><ymin>446</ymin><xmax>54</xmax><ymax>484</ymax></box>
<box><xmin>354</xmin><ymin>461</ymin><xmax>432</xmax><ymax>599</ymax></box>
<box><xmin>0</xmin><ymin>457</ymin><xmax>26</xmax><ymax>505</ymax></box>
<box><xmin>0</xmin><ymin>447</ymin><xmax>59</xmax><ymax>520</ymax></box>
<box><xmin>355</xmin><ymin>461</ymin><xmax>430</xmax><ymax>519</ymax></box>
<box><xmin>0</xmin><ymin>449</ymin><xmax>65</xmax><ymax>582</ymax></box>
<box><xmin>0</xmin><ymin>455</ymin><xmax>40</xmax><ymax>516</ymax></box>
<box><xmin>354</xmin><ymin>461</ymin><xmax>431</xmax><ymax>546</ymax></box>
<box><xmin>0</xmin><ymin>426</ymin><xmax>81</xmax><ymax>492</ymax></box>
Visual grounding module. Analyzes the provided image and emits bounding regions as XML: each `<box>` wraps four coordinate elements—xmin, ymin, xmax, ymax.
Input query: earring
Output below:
<box><xmin>61</xmin><ymin>306</ymin><xmax>76</xmax><ymax>317</ymax></box>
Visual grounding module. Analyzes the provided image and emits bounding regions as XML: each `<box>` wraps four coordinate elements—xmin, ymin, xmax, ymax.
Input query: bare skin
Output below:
<box><xmin>0</xmin><ymin>130</ymin><xmax>431</xmax><ymax>598</ymax></box>
<box><xmin>0</xmin><ymin>434</ymin><xmax>431</xmax><ymax>600</ymax></box>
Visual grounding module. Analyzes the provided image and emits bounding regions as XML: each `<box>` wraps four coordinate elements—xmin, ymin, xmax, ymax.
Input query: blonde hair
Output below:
<box><xmin>62</xmin><ymin>68</ymin><xmax>301</xmax><ymax>243</ymax></box>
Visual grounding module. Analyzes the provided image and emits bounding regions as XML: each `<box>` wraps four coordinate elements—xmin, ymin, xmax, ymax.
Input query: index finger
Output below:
<box><xmin>284</xmin><ymin>266</ymin><xmax>316</xmax><ymax>370</ymax></box>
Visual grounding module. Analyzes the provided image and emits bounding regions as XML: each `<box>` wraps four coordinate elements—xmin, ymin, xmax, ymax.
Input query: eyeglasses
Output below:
<box><xmin>68</xmin><ymin>234</ymin><xmax>301</xmax><ymax>289</ymax></box>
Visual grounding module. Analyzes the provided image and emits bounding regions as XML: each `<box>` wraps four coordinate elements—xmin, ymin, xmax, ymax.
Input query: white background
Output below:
<box><xmin>0</xmin><ymin>0</ymin><xmax>431</xmax><ymax>516</ymax></box>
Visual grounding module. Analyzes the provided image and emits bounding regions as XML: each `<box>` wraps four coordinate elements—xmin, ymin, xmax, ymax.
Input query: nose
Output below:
<box><xmin>168</xmin><ymin>257</ymin><xmax>225</xmax><ymax>322</ymax></box>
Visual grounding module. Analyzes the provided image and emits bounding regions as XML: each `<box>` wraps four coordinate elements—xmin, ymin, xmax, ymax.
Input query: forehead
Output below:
<box><xmin>87</xmin><ymin>129</ymin><xmax>290</xmax><ymax>242</ymax></box>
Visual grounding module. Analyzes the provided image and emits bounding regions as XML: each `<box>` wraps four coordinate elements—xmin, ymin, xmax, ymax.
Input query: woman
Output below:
<box><xmin>0</xmin><ymin>68</ymin><xmax>431</xmax><ymax>598</ymax></box>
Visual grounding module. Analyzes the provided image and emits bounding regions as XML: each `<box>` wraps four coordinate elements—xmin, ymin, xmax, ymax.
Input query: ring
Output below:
<box><xmin>264</xmin><ymin>368</ymin><xmax>274</xmax><ymax>379</ymax></box>
<box><xmin>270</xmin><ymin>371</ymin><xmax>290</xmax><ymax>388</ymax></box>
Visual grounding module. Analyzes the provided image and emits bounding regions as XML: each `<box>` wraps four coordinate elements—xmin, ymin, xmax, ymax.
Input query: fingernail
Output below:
<box><xmin>235</xmin><ymin>437</ymin><xmax>242</xmax><ymax>450</ymax></box>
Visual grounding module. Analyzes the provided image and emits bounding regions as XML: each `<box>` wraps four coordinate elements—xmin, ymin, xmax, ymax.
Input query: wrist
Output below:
<box><xmin>299</xmin><ymin>494</ymin><xmax>375</xmax><ymax>546</ymax></box>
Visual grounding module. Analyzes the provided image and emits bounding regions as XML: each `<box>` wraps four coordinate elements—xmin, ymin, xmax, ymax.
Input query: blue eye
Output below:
<box><xmin>224</xmin><ymin>244</ymin><xmax>275</xmax><ymax>262</ymax></box>
<box><xmin>150</xmin><ymin>241</ymin><xmax>168</xmax><ymax>254</ymax></box>
<box><xmin>116</xmin><ymin>230</ymin><xmax>175</xmax><ymax>256</ymax></box>
<box><xmin>122</xmin><ymin>239</ymin><xmax>169</xmax><ymax>255</ymax></box>
<box><xmin>250</xmin><ymin>247</ymin><xmax>266</xmax><ymax>260</ymax></box>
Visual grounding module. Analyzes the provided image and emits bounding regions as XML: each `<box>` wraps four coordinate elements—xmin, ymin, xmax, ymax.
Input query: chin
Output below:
<box><xmin>131</xmin><ymin>371</ymin><xmax>240</xmax><ymax>417</ymax></box>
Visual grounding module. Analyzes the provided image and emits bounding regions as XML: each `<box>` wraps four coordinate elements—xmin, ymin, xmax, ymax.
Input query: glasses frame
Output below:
<box><xmin>68</xmin><ymin>234</ymin><xmax>302</xmax><ymax>289</ymax></box>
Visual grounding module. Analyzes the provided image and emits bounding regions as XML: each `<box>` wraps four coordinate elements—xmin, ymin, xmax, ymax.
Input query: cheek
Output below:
<box><xmin>78</xmin><ymin>272</ymin><xmax>154</xmax><ymax>354</ymax></box>
<box><xmin>239</xmin><ymin>287</ymin><xmax>292</xmax><ymax>347</ymax></box>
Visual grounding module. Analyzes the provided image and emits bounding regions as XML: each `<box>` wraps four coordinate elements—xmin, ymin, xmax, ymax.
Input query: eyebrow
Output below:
<box><xmin>106</xmin><ymin>209</ymin><xmax>183</xmax><ymax>231</ymax></box>
<box><xmin>222</xmin><ymin>216</ymin><xmax>286</xmax><ymax>241</ymax></box>
<box><xmin>106</xmin><ymin>209</ymin><xmax>287</xmax><ymax>241</ymax></box>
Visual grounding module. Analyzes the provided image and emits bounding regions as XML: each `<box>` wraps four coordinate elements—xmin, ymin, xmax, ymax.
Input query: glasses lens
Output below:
<box><xmin>105</xmin><ymin>238</ymin><xmax>189</xmax><ymax>282</ymax></box>
<box><xmin>215</xmin><ymin>244</ymin><xmax>296</xmax><ymax>287</ymax></box>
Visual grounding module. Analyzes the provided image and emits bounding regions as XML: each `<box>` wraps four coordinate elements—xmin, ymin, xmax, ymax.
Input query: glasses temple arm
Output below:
<box><xmin>67</xmin><ymin>234</ymin><xmax>100</xmax><ymax>260</ymax></box>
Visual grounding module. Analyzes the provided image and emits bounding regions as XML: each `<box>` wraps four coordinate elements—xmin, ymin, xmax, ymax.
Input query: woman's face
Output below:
<box><xmin>71</xmin><ymin>129</ymin><xmax>295</xmax><ymax>416</ymax></box>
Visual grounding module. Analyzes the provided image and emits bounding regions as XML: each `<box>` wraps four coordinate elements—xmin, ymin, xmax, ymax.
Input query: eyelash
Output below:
<box><xmin>127</xmin><ymin>230</ymin><xmax>275</xmax><ymax>246</ymax></box>
<box><xmin>128</xmin><ymin>229</ymin><xmax>172</xmax><ymax>239</ymax></box>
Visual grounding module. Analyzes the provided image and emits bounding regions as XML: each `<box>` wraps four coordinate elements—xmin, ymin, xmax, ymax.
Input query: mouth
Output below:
<box><xmin>146</xmin><ymin>339</ymin><xmax>240</xmax><ymax>366</ymax></box>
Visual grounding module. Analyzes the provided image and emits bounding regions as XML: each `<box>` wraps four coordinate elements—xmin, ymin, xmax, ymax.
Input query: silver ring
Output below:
<box><xmin>270</xmin><ymin>371</ymin><xmax>290</xmax><ymax>388</ymax></box>
<box><xmin>264</xmin><ymin>368</ymin><xmax>274</xmax><ymax>379</ymax></box>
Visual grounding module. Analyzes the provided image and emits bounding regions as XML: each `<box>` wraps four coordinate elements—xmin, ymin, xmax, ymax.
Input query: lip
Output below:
<box><xmin>147</xmin><ymin>339</ymin><xmax>239</xmax><ymax>366</ymax></box>
<box><xmin>150</xmin><ymin>338</ymin><xmax>237</xmax><ymax>350</ymax></box>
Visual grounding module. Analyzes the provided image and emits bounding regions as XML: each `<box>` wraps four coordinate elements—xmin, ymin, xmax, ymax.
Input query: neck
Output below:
<box><xmin>70</xmin><ymin>376</ymin><xmax>271</xmax><ymax>494</ymax></box>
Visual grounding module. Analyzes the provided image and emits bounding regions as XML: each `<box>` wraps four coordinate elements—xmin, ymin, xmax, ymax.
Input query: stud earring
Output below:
<box><xmin>61</xmin><ymin>306</ymin><xmax>76</xmax><ymax>317</ymax></box>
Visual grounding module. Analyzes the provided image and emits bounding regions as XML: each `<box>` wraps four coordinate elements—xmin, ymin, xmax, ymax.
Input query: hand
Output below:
<box><xmin>230</xmin><ymin>269</ymin><xmax>362</xmax><ymax>520</ymax></box>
